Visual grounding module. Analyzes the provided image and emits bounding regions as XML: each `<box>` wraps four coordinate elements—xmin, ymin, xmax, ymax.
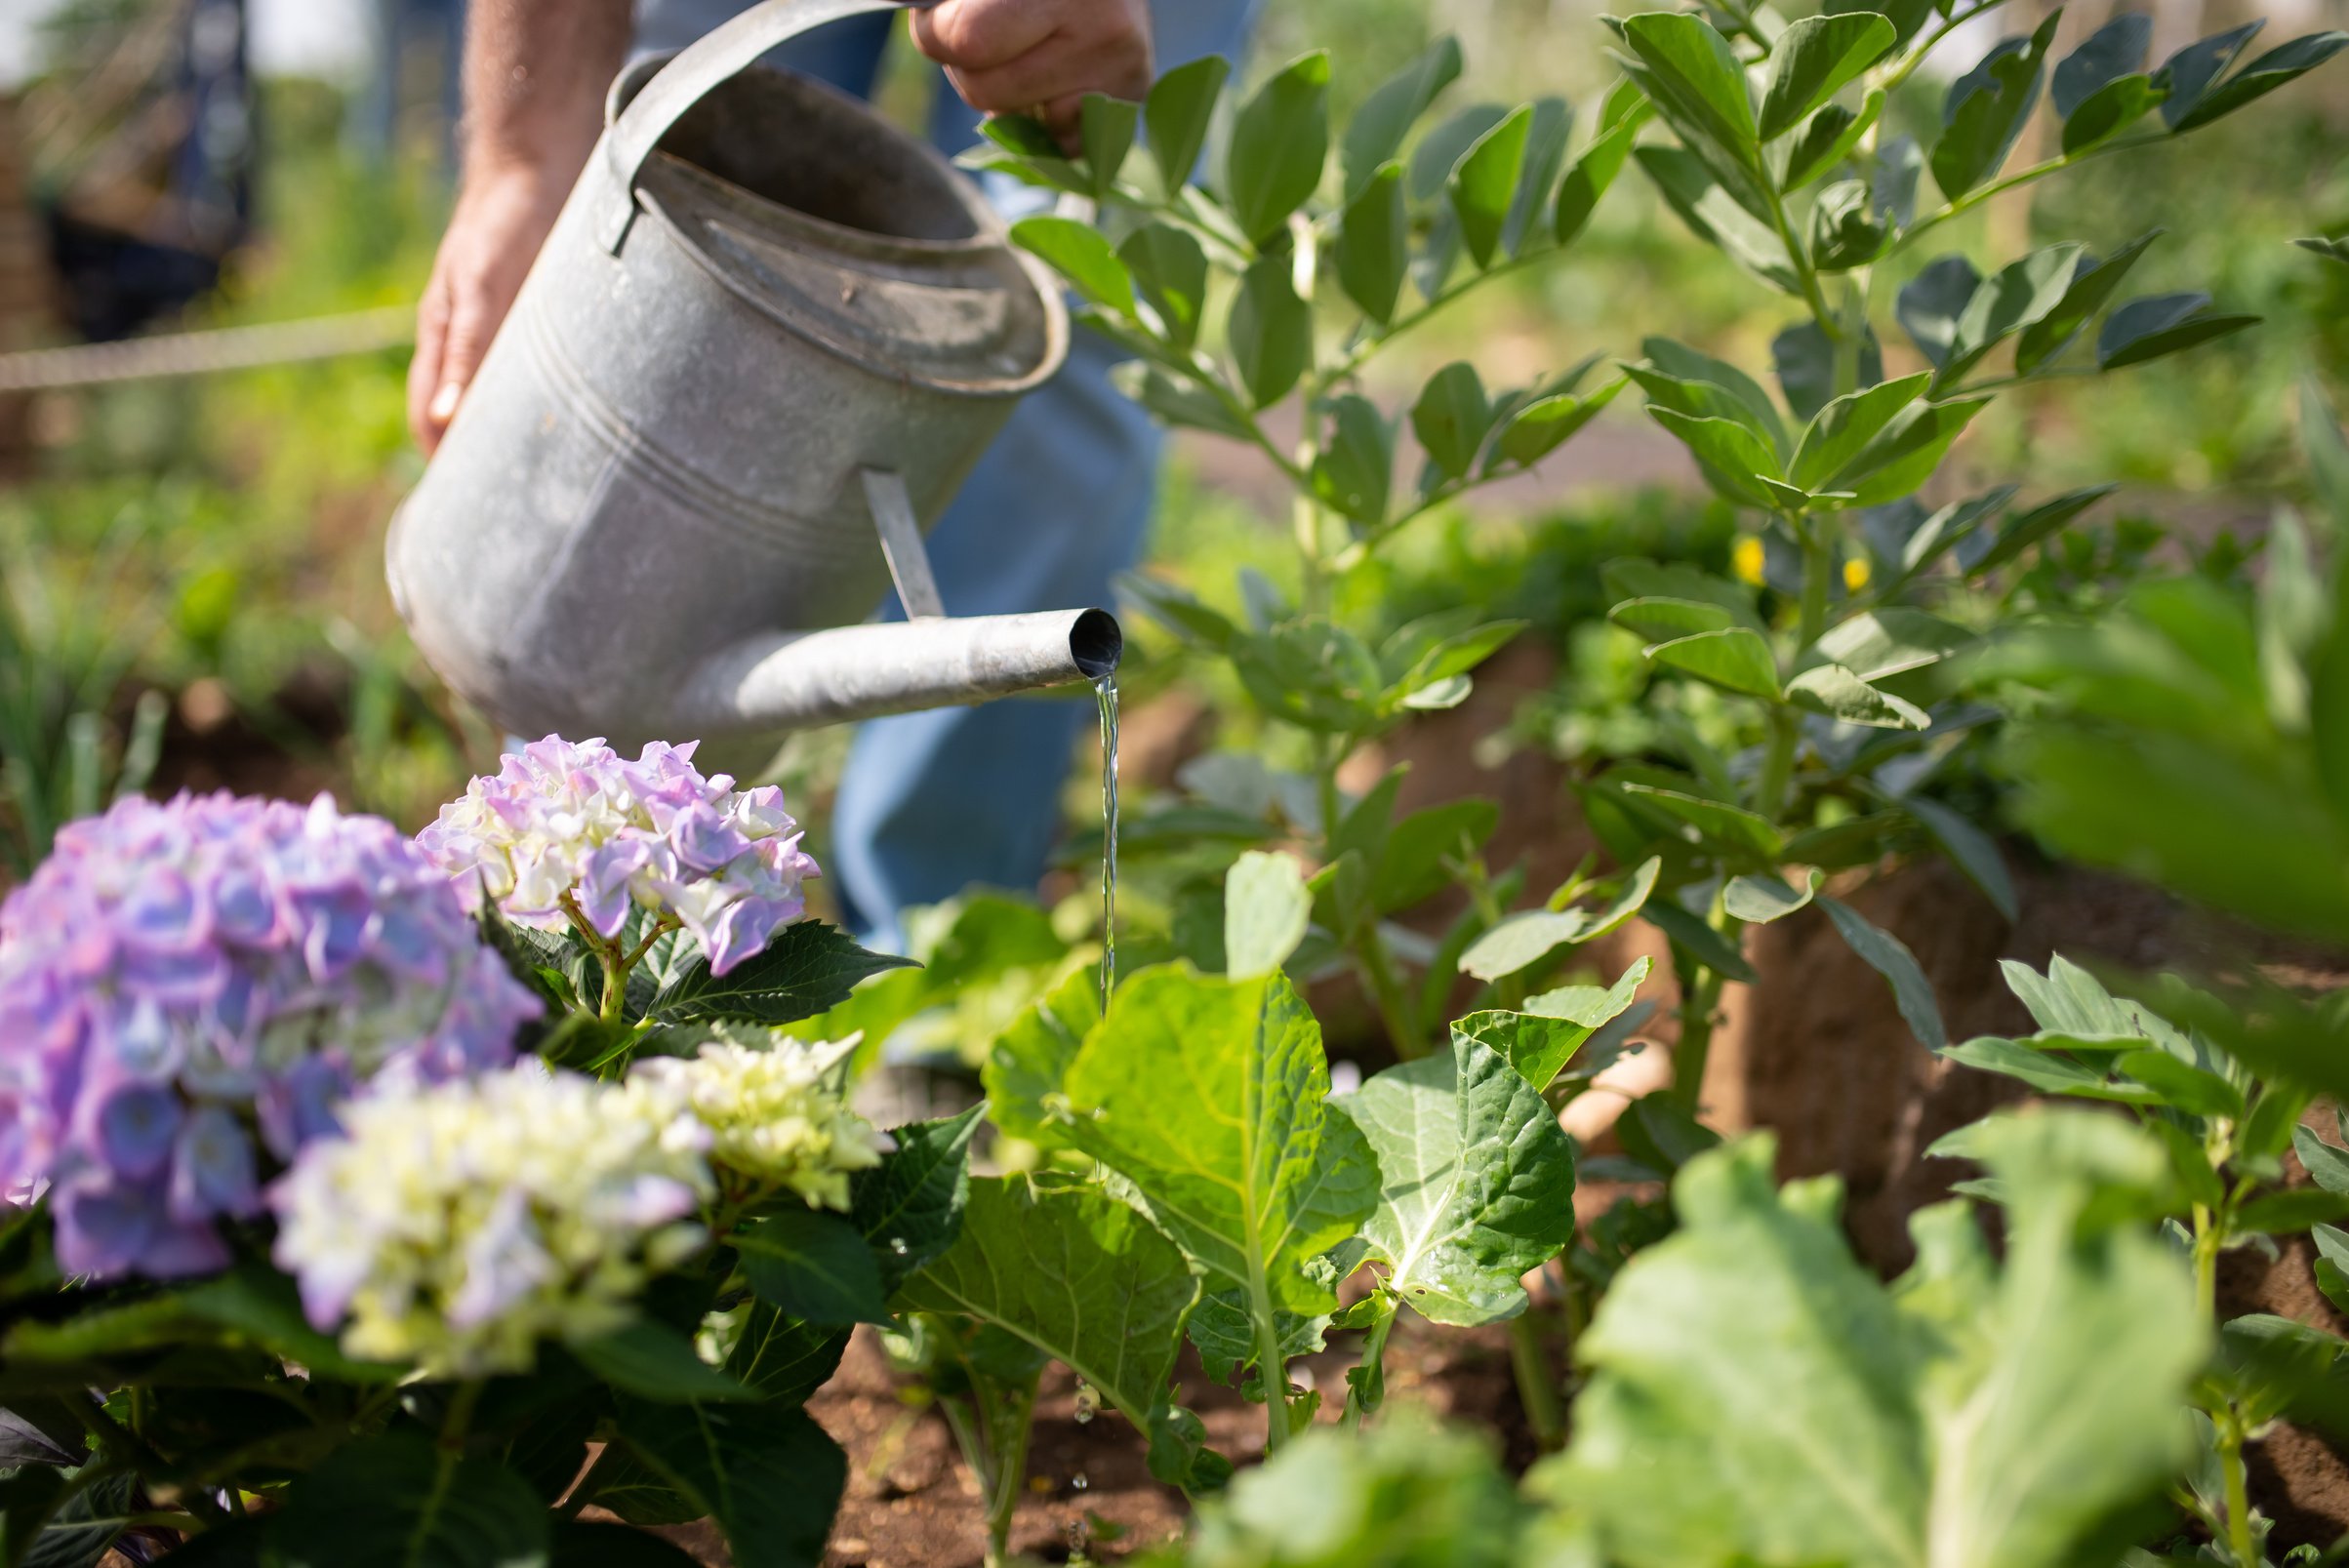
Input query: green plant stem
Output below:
<box><xmin>1761</xmin><ymin>179</ymin><xmax>1838</xmax><ymax>337</ymax></box>
<box><xmin>1250</xmin><ymin>1273</ymin><xmax>1293</xmax><ymax>1453</ymax></box>
<box><xmin>1508</xmin><ymin>1312</ymin><xmax>1568</xmax><ymax>1451</ymax></box>
<box><xmin>1357</xmin><ymin>923</ymin><xmax>1428</xmax><ymax>1059</ymax></box>
<box><xmin>979</xmin><ymin>1391</ymin><xmax>1038</xmax><ymax>1568</ymax></box>
<box><xmin>1876</xmin><ymin>0</ymin><xmax>2023</xmax><ymax>94</ymax></box>
<box><xmin>1897</xmin><ymin>134</ymin><xmax>2167</xmax><ymax>253</ymax></box>
<box><xmin>1322</xmin><ymin>250</ymin><xmax>1558</xmax><ymax>385</ymax></box>
<box><xmin>1342</xmin><ymin>1303</ymin><xmax>1398</xmax><ymax>1431</ymax></box>
<box><xmin>2192</xmin><ymin>1202</ymin><xmax>2222</xmax><ymax>1323</ymax></box>
<box><xmin>437</xmin><ymin>1380</ymin><xmax>483</xmax><ymax>1453</ymax></box>
<box><xmin>2216</xmin><ymin>1409</ymin><xmax>2257</xmax><ymax>1568</ymax></box>
<box><xmin>1672</xmin><ymin>940</ymin><xmax>1735</xmax><ymax>1109</ymax></box>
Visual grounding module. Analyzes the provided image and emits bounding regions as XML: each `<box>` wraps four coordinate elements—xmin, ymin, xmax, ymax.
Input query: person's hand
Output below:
<box><xmin>911</xmin><ymin>0</ymin><xmax>1153</xmax><ymax>152</ymax></box>
<box><xmin>407</xmin><ymin>164</ymin><xmax>572</xmax><ymax>455</ymax></box>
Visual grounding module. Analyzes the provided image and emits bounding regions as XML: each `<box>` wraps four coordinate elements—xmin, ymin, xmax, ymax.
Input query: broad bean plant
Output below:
<box><xmin>987</xmin><ymin>0</ymin><xmax>2340</xmax><ymax>1098</ymax></box>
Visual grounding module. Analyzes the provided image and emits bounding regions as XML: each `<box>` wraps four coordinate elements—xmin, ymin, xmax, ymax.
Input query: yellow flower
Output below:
<box><xmin>1843</xmin><ymin>556</ymin><xmax>1871</xmax><ymax>592</ymax></box>
<box><xmin>1732</xmin><ymin>536</ymin><xmax>1766</xmax><ymax>585</ymax></box>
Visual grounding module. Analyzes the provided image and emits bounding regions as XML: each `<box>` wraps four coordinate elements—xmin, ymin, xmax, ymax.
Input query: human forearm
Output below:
<box><xmin>458</xmin><ymin>0</ymin><xmax>633</xmax><ymax>183</ymax></box>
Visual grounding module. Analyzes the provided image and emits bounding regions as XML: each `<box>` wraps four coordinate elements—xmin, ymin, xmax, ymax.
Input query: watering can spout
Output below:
<box><xmin>678</xmin><ymin>608</ymin><xmax>1120</xmax><ymax>735</ymax></box>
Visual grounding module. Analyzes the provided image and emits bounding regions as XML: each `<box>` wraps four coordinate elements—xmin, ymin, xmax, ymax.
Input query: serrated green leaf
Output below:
<box><xmin>1821</xmin><ymin>895</ymin><xmax>1945</xmax><ymax>1047</ymax></box>
<box><xmin>897</xmin><ymin>1177</ymin><xmax>1201</xmax><ymax>1468</ymax></box>
<box><xmin>1344</xmin><ymin>1033</ymin><xmax>1576</xmax><ymax>1325</ymax></box>
<box><xmin>1147</xmin><ymin>56</ymin><xmax>1232</xmax><ymax>192</ymax></box>
<box><xmin>983</xmin><ymin>965</ymin><xmax>1099</xmax><ymax>1148</ymax></box>
<box><xmin>734</xmin><ymin>1210</ymin><xmax>889</xmax><ymax>1327</ymax></box>
<box><xmin>1336</xmin><ymin>161</ymin><xmax>1408</xmax><ymax>324</ymax></box>
<box><xmin>574</xmin><ymin>1318</ymin><xmax>756</xmax><ymax>1403</ymax></box>
<box><xmin>1461</xmin><ymin>957</ymin><xmax>1653</xmax><ymax>1090</ymax></box>
<box><xmin>615</xmin><ymin>1401</ymin><xmax>844</xmax><ymax>1568</ymax></box>
<box><xmin>645</xmin><ymin>922</ymin><xmax>914</xmax><ymax>1029</ymax></box>
<box><xmin>1760</xmin><ymin>13</ymin><xmax>1896</xmax><ymax>141</ymax></box>
<box><xmin>274</xmin><ymin>1433</ymin><xmax>550</xmax><ymax>1568</ymax></box>
<box><xmin>1225</xmin><ymin>52</ymin><xmax>1331</xmax><ymax>243</ymax></box>
<box><xmin>1063</xmin><ymin>967</ymin><xmax>1379</xmax><ymax>1314</ymax></box>
<box><xmin>1646</xmin><ymin>625</ymin><xmax>1781</xmax><ymax>699</ymax></box>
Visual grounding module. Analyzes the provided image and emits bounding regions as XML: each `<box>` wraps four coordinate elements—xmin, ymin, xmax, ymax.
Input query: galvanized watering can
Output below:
<box><xmin>386</xmin><ymin>0</ymin><xmax>1118</xmax><ymax>749</ymax></box>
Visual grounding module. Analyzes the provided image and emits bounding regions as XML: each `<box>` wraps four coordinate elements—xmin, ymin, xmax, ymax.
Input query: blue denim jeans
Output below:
<box><xmin>630</xmin><ymin>0</ymin><xmax>1257</xmax><ymax>947</ymax></box>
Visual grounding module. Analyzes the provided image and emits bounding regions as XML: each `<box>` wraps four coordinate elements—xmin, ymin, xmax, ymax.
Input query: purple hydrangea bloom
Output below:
<box><xmin>0</xmin><ymin>793</ymin><xmax>543</xmax><ymax>1280</ymax></box>
<box><xmin>417</xmin><ymin>737</ymin><xmax>820</xmax><ymax>977</ymax></box>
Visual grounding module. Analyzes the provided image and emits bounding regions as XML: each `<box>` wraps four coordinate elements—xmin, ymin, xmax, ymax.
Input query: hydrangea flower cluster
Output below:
<box><xmin>0</xmin><ymin>793</ymin><xmax>541</xmax><ymax>1280</ymax></box>
<box><xmin>631</xmin><ymin>1034</ymin><xmax>887</xmax><ymax>1208</ymax></box>
<box><xmin>271</xmin><ymin>1062</ymin><xmax>713</xmax><ymax>1377</ymax></box>
<box><xmin>417</xmin><ymin>737</ymin><xmax>820</xmax><ymax>977</ymax></box>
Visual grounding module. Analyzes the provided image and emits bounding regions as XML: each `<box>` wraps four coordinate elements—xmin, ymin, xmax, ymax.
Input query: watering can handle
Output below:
<box><xmin>597</xmin><ymin>0</ymin><xmax>936</xmax><ymax>253</ymax></box>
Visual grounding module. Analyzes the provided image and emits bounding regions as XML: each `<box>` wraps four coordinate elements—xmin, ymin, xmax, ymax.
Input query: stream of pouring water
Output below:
<box><xmin>1095</xmin><ymin>672</ymin><xmax>1120</xmax><ymax>1010</ymax></box>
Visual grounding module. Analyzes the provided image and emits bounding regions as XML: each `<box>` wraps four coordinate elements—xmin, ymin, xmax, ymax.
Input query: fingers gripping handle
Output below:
<box><xmin>597</xmin><ymin>0</ymin><xmax>936</xmax><ymax>253</ymax></box>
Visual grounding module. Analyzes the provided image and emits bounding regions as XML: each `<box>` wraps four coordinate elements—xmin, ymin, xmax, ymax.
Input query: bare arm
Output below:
<box><xmin>407</xmin><ymin>0</ymin><xmax>630</xmax><ymax>453</ymax></box>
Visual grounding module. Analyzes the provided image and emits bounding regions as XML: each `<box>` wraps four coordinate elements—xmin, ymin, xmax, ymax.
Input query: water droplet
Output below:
<box><xmin>1072</xmin><ymin>1471</ymin><xmax>1089</xmax><ymax>1491</ymax></box>
<box><xmin>1073</xmin><ymin>1381</ymin><xmax>1099</xmax><ymax>1425</ymax></box>
<box><xmin>888</xmin><ymin>1237</ymin><xmax>909</xmax><ymax>1256</ymax></box>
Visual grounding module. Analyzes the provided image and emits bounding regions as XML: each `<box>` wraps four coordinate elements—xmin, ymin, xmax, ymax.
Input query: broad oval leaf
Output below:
<box><xmin>1077</xmin><ymin>93</ymin><xmax>1139</xmax><ymax>198</ymax></box>
<box><xmin>1336</xmin><ymin>161</ymin><xmax>1408</xmax><ymax>325</ymax></box>
<box><xmin>2096</xmin><ymin>292</ymin><xmax>2259</xmax><ymax>370</ymax></box>
<box><xmin>1493</xmin><ymin>377</ymin><xmax>1626</xmax><ymax>468</ymax></box>
<box><xmin>2061</xmin><ymin>73</ymin><xmax>2167</xmax><ymax>153</ymax></box>
<box><xmin>1785</xmin><ymin>663</ymin><xmax>1932</xmax><ymax>729</ymax></box>
<box><xmin>1619</xmin><ymin>12</ymin><xmax>1762</xmax><ymax>169</ymax></box>
<box><xmin>1935</xmin><ymin>244</ymin><xmax>2086</xmax><ymax>391</ymax></box>
<box><xmin>2154</xmin><ymin>20</ymin><xmax>2267</xmax><ymax>128</ymax></box>
<box><xmin>2052</xmin><ymin>13</ymin><xmax>2153</xmax><ymax>116</ymax></box>
<box><xmin>734</xmin><ymin>1209</ymin><xmax>890</xmax><ymax>1327</ymax></box>
<box><xmin>1343</xmin><ymin>1032</ymin><xmax>1577</xmax><ymax>1325</ymax></box>
<box><xmin>1931</xmin><ymin>16</ymin><xmax>2058</xmax><ymax>198</ymax></box>
<box><xmin>1555</xmin><ymin>118</ymin><xmax>1642</xmax><ymax>247</ymax></box>
<box><xmin>1118</xmin><ymin>222</ymin><xmax>1208</xmax><ymax>350</ymax></box>
<box><xmin>1450</xmin><ymin>103</ymin><xmax>1533</xmax><ymax>267</ymax></box>
<box><xmin>1229</xmin><ymin>258</ymin><xmax>1313</xmax><ymax>408</ymax></box>
<box><xmin>1411</xmin><ymin>361</ymin><xmax>1495</xmax><ymax>479</ymax></box>
<box><xmin>1780</xmin><ymin>90</ymin><xmax>1883</xmax><ymax>190</ymax></box>
<box><xmin>1010</xmin><ymin>216</ymin><xmax>1135</xmax><ymax>319</ymax></box>
<box><xmin>2013</xmin><ymin>231</ymin><xmax>2162</xmax><ymax>375</ymax></box>
<box><xmin>1311</xmin><ymin>393</ymin><xmax>1394</xmax><ymax>524</ymax></box>
<box><xmin>1147</xmin><ymin>56</ymin><xmax>1232</xmax><ymax>191</ymax></box>
<box><xmin>1647</xmin><ymin>625</ymin><xmax>1781</xmax><ymax>699</ymax></box>
<box><xmin>1343</xmin><ymin>35</ymin><xmax>1466</xmax><ymax>197</ymax></box>
<box><xmin>1760</xmin><ymin>12</ymin><xmax>1897</xmax><ymax>141</ymax></box>
<box><xmin>1062</xmin><ymin>966</ymin><xmax>1380</xmax><ymax>1314</ymax></box>
<box><xmin>2172</xmin><ymin>30</ymin><xmax>2349</xmax><ymax>133</ymax></box>
<box><xmin>1225</xmin><ymin>52</ymin><xmax>1332</xmax><ymax>243</ymax></box>
<box><xmin>1791</xmin><ymin>372</ymin><xmax>1931</xmax><ymax>491</ymax></box>
<box><xmin>1610</xmin><ymin>595</ymin><xmax>1736</xmax><ymax>644</ymax></box>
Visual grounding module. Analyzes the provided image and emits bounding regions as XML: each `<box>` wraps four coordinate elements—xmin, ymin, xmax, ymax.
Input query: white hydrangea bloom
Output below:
<box><xmin>270</xmin><ymin>1063</ymin><xmax>714</xmax><ymax>1378</ymax></box>
<box><xmin>630</xmin><ymin>1035</ymin><xmax>887</xmax><ymax>1210</ymax></box>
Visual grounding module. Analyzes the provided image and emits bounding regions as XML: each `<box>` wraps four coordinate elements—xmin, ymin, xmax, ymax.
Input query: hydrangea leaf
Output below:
<box><xmin>613</xmin><ymin>1401</ymin><xmax>845</xmax><ymax>1568</ymax></box>
<box><xmin>1062</xmin><ymin>966</ymin><xmax>1379</xmax><ymax>1315</ymax></box>
<box><xmin>274</xmin><ymin>1433</ymin><xmax>550</xmax><ymax>1568</ymax></box>
<box><xmin>982</xmin><ymin>965</ymin><xmax>1100</xmax><ymax>1147</ymax></box>
<box><xmin>574</xmin><ymin>1319</ymin><xmax>757</xmax><ymax>1403</ymax></box>
<box><xmin>644</xmin><ymin>921</ymin><xmax>914</xmax><ymax>1029</ymax></box>
<box><xmin>897</xmin><ymin>1177</ymin><xmax>1211</xmax><ymax>1487</ymax></box>
<box><xmin>1342</xmin><ymin>1032</ymin><xmax>1577</xmax><ymax>1325</ymax></box>
<box><xmin>1225</xmin><ymin>850</ymin><xmax>1313</xmax><ymax>981</ymax></box>
<box><xmin>733</xmin><ymin>1210</ymin><xmax>890</xmax><ymax>1327</ymax></box>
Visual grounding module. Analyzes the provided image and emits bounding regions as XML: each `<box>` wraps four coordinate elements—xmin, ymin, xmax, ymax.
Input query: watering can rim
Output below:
<box><xmin>598</xmin><ymin>0</ymin><xmax>1068</xmax><ymax>400</ymax></box>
